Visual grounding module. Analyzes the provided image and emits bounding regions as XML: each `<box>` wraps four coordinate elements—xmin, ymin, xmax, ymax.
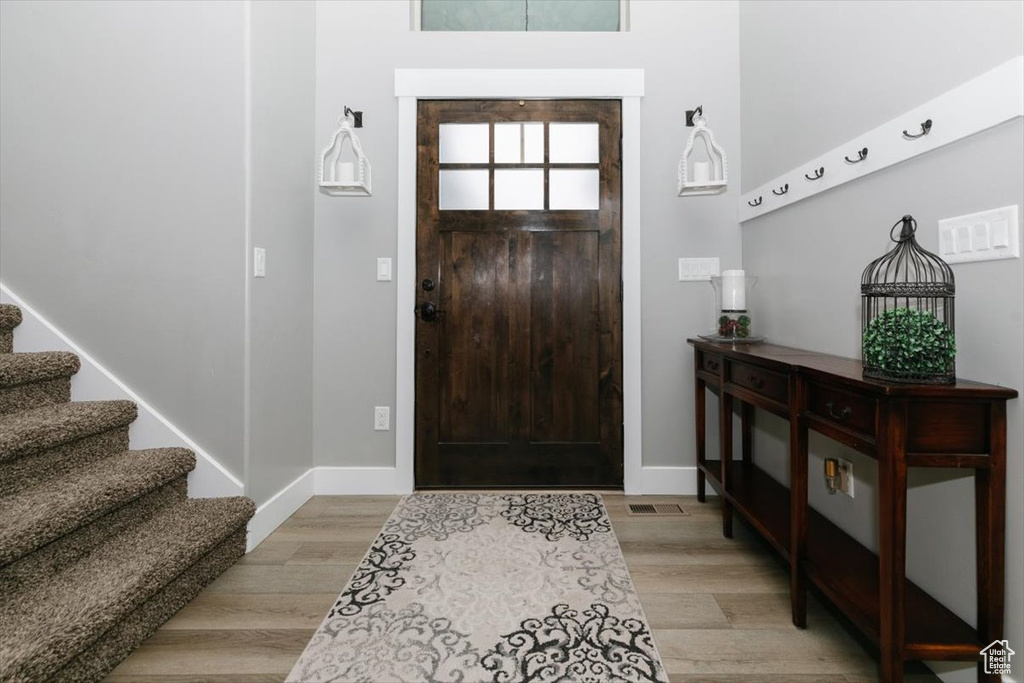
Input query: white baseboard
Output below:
<box><xmin>635</xmin><ymin>466</ymin><xmax>700</xmax><ymax>495</ymax></box>
<box><xmin>246</xmin><ymin>469</ymin><xmax>315</xmax><ymax>551</ymax></box>
<box><xmin>314</xmin><ymin>466</ymin><xmax>411</xmax><ymax>495</ymax></box>
<box><xmin>0</xmin><ymin>283</ymin><xmax>244</xmax><ymax>499</ymax></box>
<box><xmin>246</xmin><ymin>464</ymin><xmax>705</xmax><ymax>551</ymax></box>
<box><xmin>246</xmin><ymin>465</ymin><xmax>405</xmax><ymax>551</ymax></box>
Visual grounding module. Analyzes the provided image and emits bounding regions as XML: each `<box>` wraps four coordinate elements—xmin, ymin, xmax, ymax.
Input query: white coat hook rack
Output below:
<box><xmin>318</xmin><ymin>106</ymin><xmax>372</xmax><ymax>196</ymax></box>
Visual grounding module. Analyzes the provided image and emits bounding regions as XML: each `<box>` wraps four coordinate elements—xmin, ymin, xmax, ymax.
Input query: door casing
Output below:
<box><xmin>394</xmin><ymin>69</ymin><xmax>645</xmax><ymax>494</ymax></box>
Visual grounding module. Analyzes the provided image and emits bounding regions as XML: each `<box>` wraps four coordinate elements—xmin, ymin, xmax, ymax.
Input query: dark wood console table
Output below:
<box><xmin>688</xmin><ymin>339</ymin><xmax>1016</xmax><ymax>683</ymax></box>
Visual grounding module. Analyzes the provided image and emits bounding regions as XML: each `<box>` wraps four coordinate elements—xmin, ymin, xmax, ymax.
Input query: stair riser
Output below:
<box><xmin>0</xmin><ymin>330</ymin><xmax>11</xmax><ymax>354</ymax></box>
<box><xmin>55</xmin><ymin>527</ymin><xmax>247</xmax><ymax>683</ymax></box>
<box><xmin>0</xmin><ymin>427</ymin><xmax>129</xmax><ymax>497</ymax></box>
<box><xmin>1</xmin><ymin>459</ymin><xmax>195</xmax><ymax>567</ymax></box>
<box><xmin>0</xmin><ymin>478</ymin><xmax>188</xmax><ymax>592</ymax></box>
<box><xmin>0</xmin><ymin>376</ymin><xmax>71</xmax><ymax>415</ymax></box>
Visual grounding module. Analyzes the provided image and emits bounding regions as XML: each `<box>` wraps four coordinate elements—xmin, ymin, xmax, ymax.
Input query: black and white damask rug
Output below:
<box><xmin>287</xmin><ymin>492</ymin><xmax>668</xmax><ymax>683</ymax></box>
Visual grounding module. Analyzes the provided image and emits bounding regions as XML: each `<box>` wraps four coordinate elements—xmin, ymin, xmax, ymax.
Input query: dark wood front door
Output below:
<box><xmin>415</xmin><ymin>99</ymin><xmax>622</xmax><ymax>488</ymax></box>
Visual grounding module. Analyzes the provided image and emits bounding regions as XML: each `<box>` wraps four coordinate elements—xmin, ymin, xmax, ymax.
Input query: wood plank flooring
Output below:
<box><xmin>106</xmin><ymin>494</ymin><xmax>940</xmax><ymax>682</ymax></box>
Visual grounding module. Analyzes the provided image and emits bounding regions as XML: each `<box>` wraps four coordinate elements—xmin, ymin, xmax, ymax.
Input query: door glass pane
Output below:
<box><xmin>549</xmin><ymin>123</ymin><xmax>598</xmax><ymax>163</ymax></box>
<box><xmin>439</xmin><ymin>169</ymin><xmax>489</xmax><ymax>210</ymax></box>
<box><xmin>439</xmin><ymin>123</ymin><xmax>489</xmax><ymax>163</ymax></box>
<box><xmin>549</xmin><ymin>169</ymin><xmax>599</xmax><ymax>209</ymax></box>
<box><xmin>494</xmin><ymin>169</ymin><xmax>544</xmax><ymax>209</ymax></box>
<box><xmin>494</xmin><ymin>123</ymin><xmax>544</xmax><ymax>164</ymax></box>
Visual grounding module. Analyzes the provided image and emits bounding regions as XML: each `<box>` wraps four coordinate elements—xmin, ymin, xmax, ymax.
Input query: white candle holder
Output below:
<box><xmin>678</xmin><ymin>106</ymin><xmax>728</xmax><ymax>197</ymax></box>
<box><xmin>318</xmin><ymin>107</ymin><xmax>372</xmax><ymax>196</ymax></box>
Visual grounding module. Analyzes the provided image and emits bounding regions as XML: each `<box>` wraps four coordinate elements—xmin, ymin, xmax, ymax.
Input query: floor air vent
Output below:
<box><xmin>627</xmin><ymin>503</ymin><xmax>689</xmax><ymax>516</ymax></box>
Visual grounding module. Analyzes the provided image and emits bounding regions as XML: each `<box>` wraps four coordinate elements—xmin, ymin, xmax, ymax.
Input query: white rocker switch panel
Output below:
<box><xmin>938</xmin><ymin>205</ymin><xmax>1019</xmax><ymax>265</ymax></box>
<box><xmin>678</xmin><ymin>257</ymin><xmax>721</xmax><ymax>281</ymax></box>
<box><xmin>377</xmin><ymin>257</ymin><xmax>392</xmax><ymax>282</ymax></box>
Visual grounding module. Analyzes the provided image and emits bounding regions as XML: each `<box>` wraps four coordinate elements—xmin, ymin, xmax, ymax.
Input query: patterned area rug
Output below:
<box><xmin>287</xmin><ymin>492</ymin><xmax>668</xmax><ymax>683</ymax></box>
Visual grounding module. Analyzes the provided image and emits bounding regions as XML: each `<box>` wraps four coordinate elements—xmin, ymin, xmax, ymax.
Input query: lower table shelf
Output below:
<box><xmin>700</xmin><ymin>460</ymin><xmax>983</xmax><ymax>656</ymax></box>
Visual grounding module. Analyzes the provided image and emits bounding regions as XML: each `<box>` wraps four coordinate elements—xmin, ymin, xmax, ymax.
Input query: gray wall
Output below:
<box><xmin>739</xmin><ymin>2</ymin><xmax>1024</xmax><ymax>681</ymax></box>
<box><xmin>0</xmin><ymin>0</ymin><xmax>248</xmax><ymax>477</ymax></box>
<box><xmin>0</xmin><ymin>0</ymin><xmax>317</xmax><ymax>503</ymax></box>
<box><xmin>247</xmin><ymin>1</ymin><xmax>316</xmax><ymax>505</ymax></box>
<box><xmin>741</xmin><ymin>0</ymin><xmax>1024</xmax><ymax>191</ymax></box>
<box><xmin>313</xmin><ymin>0</ymin><xmax>743</xmax><ymax>469</ymax></box>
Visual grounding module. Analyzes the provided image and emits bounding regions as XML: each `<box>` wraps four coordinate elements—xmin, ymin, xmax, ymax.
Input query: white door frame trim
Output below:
<box><xmin>394</xmin><ymin>69</ymin><xmax>645</xmax><ymax>494</ymax></box>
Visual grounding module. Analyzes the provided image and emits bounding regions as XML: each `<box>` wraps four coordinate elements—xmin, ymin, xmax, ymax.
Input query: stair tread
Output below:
<box><xmin>0</xmin><ymin>400</ymin><xmax>137</xmax><ymax>462</ymax></box>
<box><xmin>0</xmin><ymin>304</ymin><xmax>21</xmax><ymax>332</ymax></box>
<box><xmin>0</xmin><ymin>448</ymin><xmax>196</xmax><ymax>565</ymax></box>
<box><xmin>0</xmin><ymin>351</ymin><xmax>80</xmax><ymax>387</ymax></box>
<box><xmin>0</xmin><ymin>496</ymin><xmax>255</xmax><ymax>678</ymax></box>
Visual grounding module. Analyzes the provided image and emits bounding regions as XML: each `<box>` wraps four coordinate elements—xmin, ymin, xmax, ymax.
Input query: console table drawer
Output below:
<box><xmin>728</xmin><ymin>362</ymin><xmax>788</xmax><ymax>403</ymax></box>
<box><xmin>806</xmin><ymin>382</ymin><xmax>877</xmax><ymax>439</ymax></box>
<box><xmin>700</xmin><ymin>352</ymin><xmax>723</xmax><ymax>375</ymax></box>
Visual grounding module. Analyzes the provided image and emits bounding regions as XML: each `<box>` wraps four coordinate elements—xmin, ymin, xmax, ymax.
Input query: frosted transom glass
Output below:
<box><xmin>494</xmin><ymin>169</ymin><xmax>544</xmax><ymax>210</ymax></box>
<box><xmin>549</xmin><ymin>123</ymin><xmax>599</xmax><ymax>163</ymax></box>
<box><xmin>439</xmin><ymin>169</ymin><xmax>489</xmax><ymax>210</ymax></box>
<box><xmin>494</xmin><ymin>123</ymin><xmax>544</xmax><ymax>164</ymax></box>
<box><xmin>439</xmin><ymin>124</ymin><xmax>489</xmax><ymax>164</ymax></box>
<box><xmin>421</xmin><ymin>0</ymin><xmax>621</xmax><ymax>32</ymax></box>
<box><xmin>549</xmin><ymin>169</ymin><xmax>599</xmax><ymax>210</ymax></box>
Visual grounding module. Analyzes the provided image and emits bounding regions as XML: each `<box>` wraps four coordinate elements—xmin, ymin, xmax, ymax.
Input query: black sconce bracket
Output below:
<box><xmin>344</xmin><ymin>106</ymin><xmax>364</xmax><ymax>128</ymax></box>
<box><xmin>685</xmin><ymin>105</ymin><xmax>703</xmax><ymax>127</ymax></box>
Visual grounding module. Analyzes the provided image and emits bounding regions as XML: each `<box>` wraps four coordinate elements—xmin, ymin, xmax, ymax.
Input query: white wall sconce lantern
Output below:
<box><xmin>318</xmin><ymin>106</ymin><xmax>372</xmax><ymax>196</ymax></box>
<box><xmin>677</xmin><ymin>105</ymin><xmax>728</xmax><ymax>196</ymax></box>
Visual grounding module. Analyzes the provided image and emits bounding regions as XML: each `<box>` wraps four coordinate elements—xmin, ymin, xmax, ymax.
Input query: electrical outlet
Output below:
<box><xmin>837</xmin><ymin>458</ymin><xmax>854</xmax><ymax>498</ymax></box>
<box><xmin>374</xmin><ymin>406</ymin><xmax>390</xmax><ymax>431</ymax></box>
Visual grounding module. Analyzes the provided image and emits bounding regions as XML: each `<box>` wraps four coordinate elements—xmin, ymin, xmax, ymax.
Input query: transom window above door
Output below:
<box><xmin>438</xmin><ymin>121</ymin><xmax>602</xmax><ymax>211</ymax></box>
<box><xmin>416</xmin><ymin>0</ymin><xmax>626</xmax><ymax>32</ymax></box>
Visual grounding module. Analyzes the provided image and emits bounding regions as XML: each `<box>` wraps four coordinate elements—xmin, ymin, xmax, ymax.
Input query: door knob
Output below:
<box><xmin>419</xmin><ymin>301</ymin><xmax>440</xmax><ymax>322</ymax></box>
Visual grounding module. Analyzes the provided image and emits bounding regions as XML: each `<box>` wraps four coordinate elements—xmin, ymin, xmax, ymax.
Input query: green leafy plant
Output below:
<box><xmin>862</xmin><ymin>307</ymin><xmax>955</xmax><ymax>376</ymax></box>
<box><xmin>718</xmin><ymin>314</ymin><xmax>751</xmax><ymax>338</ymax></box>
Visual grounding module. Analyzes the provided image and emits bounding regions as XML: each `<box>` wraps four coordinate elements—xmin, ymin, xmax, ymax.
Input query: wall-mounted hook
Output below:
<box><xmin>845</xmin><ymin>147</ymin><xmax>868</xmax><ymax>163</ymax></box>
<box><xmin>804</xmin><ymin>167</ymin><xmax>825</xmax><ymax>181</ymax></box>
<box><xmin>772</xmin><ymin>183</ymin><xmax>789</xmax><ymax>196</ymax></box>
<box><xmin>344</xmin><ymin>106</ymin><xmax>363</xmax><ymax>128</ymax></box>
<box><xmin>685</xmin><ymin>105</ymin><xmax>703</xmax><ymax>127</ymax></box>
<box><xmin>903</xmin><ymin>118</ymin><xmax>932</xmax><ymax>139</ymax></box>
<box><xmin>748</xmin><ymin>196</ymin><xmax>762</xmax><ymax>207</ymax></box>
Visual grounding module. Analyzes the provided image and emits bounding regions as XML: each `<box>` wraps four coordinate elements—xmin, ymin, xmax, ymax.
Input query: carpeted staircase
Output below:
<box><xmin>0</xmin><ymin>303</ymin><xmax>255</xmax><ymax>682</ymax></box>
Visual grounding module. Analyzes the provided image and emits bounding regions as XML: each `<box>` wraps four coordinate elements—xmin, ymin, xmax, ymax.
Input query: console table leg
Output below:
<box><xmin>976</xmin><ymin>402</ymin><xmax>1007</xmax><ymax>682</ymax></box>
<box><xmin>720</xmin><ymin>391</ymin><xmax>733</xmax><ymax>539</ymax></box>
<box><xmin>695</xmin><ymin>375</ymin><xmax>707</xmax><ymax>503</ymax></box>
<box><xmin>878</xmin><ymin>401</ymin><xmax>908</xmax><ymax>683</ymax></box>
<box><xmin>789</xmin><ymin>409</ymin><xmax>808</xmax><ymax>629</ymax></box>
<box><xmin>742</xmin><ymin>402</ymin><xmax>754</xmax><ymax>464</ymax></box>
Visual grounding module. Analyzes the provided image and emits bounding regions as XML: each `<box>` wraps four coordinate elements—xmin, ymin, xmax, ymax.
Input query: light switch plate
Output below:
<box><xmin>377</xmin><ymin>257</ymin><xmax>392</xmax><ymax>282</ymax></box>
<box><xmin>938</xmin><ymin>205</ymin><xmax>1019</xmax><ymax>264</ymax></box>
<box><xmin>253</xmin><ymin>247</ymin><xmax>266</xmax><ymax>278</ymax></box>
<box><xmin>679</xmin><ymin>257</ymin><xmax>720</xmax><ymax>281</ymax></box>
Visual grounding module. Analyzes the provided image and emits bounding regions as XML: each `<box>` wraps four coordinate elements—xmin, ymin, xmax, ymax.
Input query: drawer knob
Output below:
<box><xmin>826</xmin><ymin>401</ymin><xmax>853</xmax><ymax>420</ymax></box>
<box><xmin>748</xmin><ymin>375</ymin><xmax>765</xmax><ymax>389</ymax></box>
<box><xmin>708</xmin><ymin>360</ymin><xmax>720</xmax><ymax>371</ymax></box>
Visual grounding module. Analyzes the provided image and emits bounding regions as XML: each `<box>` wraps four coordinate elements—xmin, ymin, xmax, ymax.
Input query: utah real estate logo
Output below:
<box><xmin>980</xmin><ymin>639</ymin><xmax>1015</xmax><ymax>676</ymax></box>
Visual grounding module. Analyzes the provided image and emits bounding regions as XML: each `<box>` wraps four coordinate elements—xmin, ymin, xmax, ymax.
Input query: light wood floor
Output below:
<box><xmin>107</xmin><ymin>494</ymin><xmax>940</xmax><ymax>682</ymax></box>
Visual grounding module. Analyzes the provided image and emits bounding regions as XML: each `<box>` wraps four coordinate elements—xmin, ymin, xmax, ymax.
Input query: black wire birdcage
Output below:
<box><xmin>861</xmin><ymin>214</ymin><xmax>956</xmax><ymax>384</ymax></box>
